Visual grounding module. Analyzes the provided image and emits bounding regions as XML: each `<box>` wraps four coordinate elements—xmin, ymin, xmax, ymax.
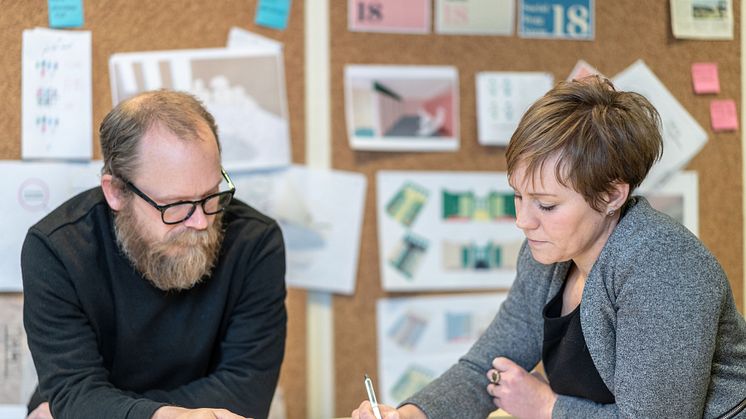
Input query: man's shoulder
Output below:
<box><xmin>223</xmin><ymin>198</ymin><xmax>277</xmax><ymax>229</ymax></box>
<box><xmin>31</xmin><ymin>187</ymin><xmax>108</xmax><ymax>237</ymax></box>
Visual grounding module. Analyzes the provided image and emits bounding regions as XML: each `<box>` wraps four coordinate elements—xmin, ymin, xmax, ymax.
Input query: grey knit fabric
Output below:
<box><xmin>402</xmin><ymin>197</ymin><xmax>746</xmax><ymax>418</ymax></box>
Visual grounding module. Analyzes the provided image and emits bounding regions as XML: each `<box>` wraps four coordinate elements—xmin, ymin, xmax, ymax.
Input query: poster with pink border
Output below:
<box><xmin>348</xmin><ymin>0</ymin><xmax>431</xmax><ymax>34</ymax></box>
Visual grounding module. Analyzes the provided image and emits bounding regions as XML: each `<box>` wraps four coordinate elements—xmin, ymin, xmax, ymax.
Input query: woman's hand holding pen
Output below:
<box><xmin>486</xmin><ymin>357</ymin><xmax>557</xmax><ymax>419</ymax></box>
<box><xmin>352</xmin><ymin>401</ymin><xmax>427</xmax><ymax>419</ymax></box>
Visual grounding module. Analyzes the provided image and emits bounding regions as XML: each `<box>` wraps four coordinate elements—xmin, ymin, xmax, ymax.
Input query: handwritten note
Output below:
<box><xmin>691</xmin><ymin>62</ymin><xmax>720</xmax><ymax>94</ymax></box>
<box><xmin>22</xmin><ymin>28</ymin><xmax>92</xmax><ymax>160</ymax></box>
<box><xmin>710</xmin><ymin>99</ymin><xmax>738</xmax><ymax>132</ymax></box>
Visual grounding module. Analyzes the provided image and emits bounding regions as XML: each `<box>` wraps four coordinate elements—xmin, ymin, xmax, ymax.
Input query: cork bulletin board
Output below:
<box><xmin>1</xmin><ymin>2</ymin><xmax>306</xmax><ymax>418</ymax></box>
<box><xmin>330</xmin><ymin>1</ymin><xmax>742</xmax><ymax>417</ymax></box>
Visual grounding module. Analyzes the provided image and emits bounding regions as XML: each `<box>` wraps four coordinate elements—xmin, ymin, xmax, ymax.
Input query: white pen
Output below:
<box><xmin>364</xmin><ymin>373</ymin><xmax>383</xmax><ymax>419</ymax></box>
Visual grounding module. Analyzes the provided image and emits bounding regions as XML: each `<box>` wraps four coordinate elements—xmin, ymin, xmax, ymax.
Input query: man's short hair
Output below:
<box><xmin>505</xmin><ymin>76</ymin><xmax>663</xmax><ymax>212</ymax></box>
<box><xmin>99</xmin><ymin>90</ymin><xmax>220</xmax><ymax>185</ymax></box>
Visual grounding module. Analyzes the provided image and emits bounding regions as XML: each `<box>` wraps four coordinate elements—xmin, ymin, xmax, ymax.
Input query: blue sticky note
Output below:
<box><xmin>255</xmin><ymin>0</ymin><xmax>292</xmax><ymax>30</ymax></box>
<box><xmin>48</xmin><ymin>0</ymin><xmax>84</xmax><ymax>28</ymax></box>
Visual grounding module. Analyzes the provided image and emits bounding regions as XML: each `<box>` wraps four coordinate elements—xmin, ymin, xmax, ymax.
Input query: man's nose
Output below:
<box><xmin>183</xmin><ymin>204</ymin><xmax>209</xmax><ymax>230</ymax></box>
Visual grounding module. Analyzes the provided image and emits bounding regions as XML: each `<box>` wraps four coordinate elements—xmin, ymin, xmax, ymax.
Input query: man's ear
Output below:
<box><xmin>606</xmin><ymin>181</ymin><xmax>630</xmax><ymax>213</ymax></box>
<box><xmin>101</xmin><ymin>174</ymin><xmax>125</xmax><ymax>211</ymax></box>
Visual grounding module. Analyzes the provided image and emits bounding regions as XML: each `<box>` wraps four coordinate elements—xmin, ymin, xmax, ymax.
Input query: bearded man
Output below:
<box><xmin>22</xmin><ymin>90</ymin><xmax>287</xmax><ymax>419</ymax></box>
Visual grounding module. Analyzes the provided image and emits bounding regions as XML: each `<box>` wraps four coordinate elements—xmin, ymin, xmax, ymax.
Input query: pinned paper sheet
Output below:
<box><xmin>519</xmin><ymin>0</ymin><xmax>595</xmax><ymax>40</ymax></box>
<box><xmin>710</xmin><ymin>99</ymin><xmax>738</xmax><ymax>132</ymax></box>
<box><xmin>435</xmin><ymin>0</ymin><xmax>513</xmax><ymax>35</ymax></box>
<box><xmin>567</xmin><ymin>59</ymin><xmax>604</xmax><ymax>81</ymax></box>
<box><xmin>612</xmin><ymin>60</ymin><xmax>707</xmax><ymax>190</ymax></box>
<box><xmin>48</xmin><ymin>0</ymin><xmax>84</xmax><ymax>28</ymax></box>
<box><xmin>255</xmin><ymin>0</ymin><xmax>292</xmax><ymax>30</ymax></box>
<box><xmin>349</xmin><ymin>0</ymin><xmax>430</xmax><ymax>34</ymax></box>
<box><xmin>22</xmin><ymin>28</ymin><xmax>92</xmax><ymax>160</ymax></box>
<box><xmin>671</xmin><ymin>0</ymin><xmax>733</xmax><ymax>40</ymax></box>
<box><xmin>691</xmin><ymin>63</ymin><xmax>720</xmax><ymax>94</ymax></box>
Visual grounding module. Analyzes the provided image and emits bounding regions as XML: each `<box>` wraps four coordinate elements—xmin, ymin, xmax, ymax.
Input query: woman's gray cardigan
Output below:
<box><xmin>403</xmin><ymin>197</ymin><xmax>746</xmax><ymax>418</ymax></box>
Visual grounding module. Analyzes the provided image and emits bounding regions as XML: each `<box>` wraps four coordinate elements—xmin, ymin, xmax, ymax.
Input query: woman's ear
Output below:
<box><xmin>101</xmin><ymin>174</ymin><xmax>125</xmax><ymax>211</ymax></box>
<box><xmin>606</xmin><ymin>181</ymin><xmax>630</xmax><ymax>213</ymax></box>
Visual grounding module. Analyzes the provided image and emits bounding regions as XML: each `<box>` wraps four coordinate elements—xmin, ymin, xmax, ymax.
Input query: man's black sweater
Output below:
<box><xmin>22</xmin><ymin>187</ymin><xmax>287</xmax><ymax>419</ymax></box>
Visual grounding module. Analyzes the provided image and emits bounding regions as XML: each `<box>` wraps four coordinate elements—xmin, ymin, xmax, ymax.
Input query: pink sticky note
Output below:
<box><xmin>348</xmin><ymin>0</ymin><xmax>430</xmax><ymax>33</ymax></box>
<box><xmin>710</xmin><ymin>99</ymin><xmax>738</xmax><ymax>132</ymax></box>
<box><xmin>692</xmin><ymin>63</ymin><xmax>720</xmax><ymax>94</ymax></box>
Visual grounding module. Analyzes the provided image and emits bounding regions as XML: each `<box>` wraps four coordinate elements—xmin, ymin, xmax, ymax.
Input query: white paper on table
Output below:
<box><xmin>21</xmin><ymin>28</ymin><xmax>92</xmax><ymax>160</ymax></box>
<box><xmin>226</xmin><ymin>27</ymin><xmax>283</xmax><ymax>52</ymax></box>
<box><xmin>377</xmin><ymin>171</ymin><xmax>523</xmax><ymax>292</ymax></box>
<box><xmin>670</xmin><ymin>0</ymin><xmax>733</xmax><ymax>40</ymax></box>
<box><xmin>232</xmin><ymin>165</ymin><xmax>366</xmax><ymax>295</ymax></box>
<box><xmin>344</xmin><ymin>65</ymin><xmax>460</xmax><ymax>152</ymax></box>
<box><xmin>0</xmin><ymin>295</ymin><xmax>37</xmax><ymax>405</ymax></box>
<box><xmin>476</xmin><ymin>72</ymin><xmax>553</xmax><ymax>146</ymax></box>
<box><xmin>377</xmin><ymin>293</ymin><xmax>508</xmax><ymax>405</ymax></box>
<box><xmin>109</xmin><ymin>48</ymin><xmax>291</xmax><ymax>171</ymax></box>
<box><xmin>0</xmin><ymin>161</ymin><xmax>102</xmax><ymax>291</ymax></box>
<box><xmin>612</xmin><ymin>60</ymin><xmax>707</xmax><ymax>190</ymax></box>
<box><xmin>435</xmin><ymin>0</ymin><xmax>514</xmax><ymax>35</ymax></box>
<box><xmin>638</xmin><ymin>171</ymin><xmax>699</xmax><ymax>237</ymax></box>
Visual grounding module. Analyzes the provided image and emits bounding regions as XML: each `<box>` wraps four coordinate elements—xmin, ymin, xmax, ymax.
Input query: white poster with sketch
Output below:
<box><xmin>639</xmin><ymin>171</ymin><xmax>699</xmax><ymax>237</ymax></box>
<box><xmin>670</xmin><ymin>0</ymin><xmax>733</xmax><ymax>40</ymax></box>
<box><xmin>612</xmin><ymin>60</ymin><xmax>707</xmax><ymax>190</ymax></box>
<box><xmin>476</xmin><ymin>72</ymin><xmax>554</xmax><ymax>146</ymax></box>
<box><xmin>0</xmin><ymin>295</ymin><xmax>37</xmax><ymax>408</ymax></box>
<box><xmin>345</xmin><ymin>65</ymin><xmax>459</xmax><ymax>151</ymax></box>
<box><xmin>109</xmin><ymin>48</ymin><xmax>290</xmax><ymax>171</ymax></box>
<box><xmin>22</xmin><ymin>28</ymin><xmax>92</xmax><ymax>160</ymax></box>
<box><xmin>0</xmin><ymin>161</ymin><xmax>101</xmax><ymax>291</ymax></box>
<box><xmin>377</xmin><ymin>171</ymin><xmax>523</xmax><ymax>292</ymax></box>
<box><xmin>377</xmin><ymin>293</ymin><xmax>507</xmax><ymax>405</ymax></box>
<box><xmin>231</xmin><ymin>165</ymin><xmax>366</xmax><ymax>294</ymax></box>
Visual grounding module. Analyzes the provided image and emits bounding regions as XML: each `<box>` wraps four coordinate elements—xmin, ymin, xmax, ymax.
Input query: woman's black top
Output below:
<box><xmin>542</xmin><ymin>281</ymin><xmax>615</xmax><ymax>404</ymax></box>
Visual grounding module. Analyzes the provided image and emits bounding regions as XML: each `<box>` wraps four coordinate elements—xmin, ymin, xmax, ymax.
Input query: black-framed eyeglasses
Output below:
<box><xmin>123</xmin><ymin>168</ymin><xmax>236</xmax><ymax>225</ymax></box>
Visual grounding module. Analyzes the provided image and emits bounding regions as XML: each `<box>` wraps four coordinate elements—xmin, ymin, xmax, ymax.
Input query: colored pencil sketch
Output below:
<box><xmin>378</xmin><ymin>171</ymin><xmax>523</xmax><ymax>291</ymax></box>
<box><xmin>388</xmin><ymin>233</ymin><xmax>429</xmax><ymax>280</ymax></box>
<box><xmin>378</xmin><ymin>293</ymin><xmax>507</xmax><ymax>405</ymax></box>
<box><xmin>441</xmin><ymin>189</ymin><xmax>516</xmax><ymax>221</ymax></box>
<box><xmin>231</xmin><ymin>165</ymin><xmax>366</xmax><ymax>294</ymax></box>
<box><xmin>345</xmin><ymin>65</ymin><xmax>459</xmax><ymax>151</ymax></box>
<box><xmin>110</xmin><ymin>48</ymin><xmax>291</xmax><ymax>171</ymax></box>
<box><xmin>386</xmin><ymin>182</ymin><xmax>429</xmax><ymax>227</ymax></box>
<box><xmin>442</xmin><ymin>239</ymin><xmax>523</xmax><ymax>271</ymax></box>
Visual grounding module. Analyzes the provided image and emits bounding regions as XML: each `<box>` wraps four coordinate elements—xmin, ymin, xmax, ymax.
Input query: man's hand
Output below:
<box><xmin>486</xmin><ymin>357</ymin><xmax>557</xmax><ymax>419</ymax></box>
<box><xmin>27</xmin><ymin>402</ymin><xmax>53</xmax><ymax>419</ymax></box>
<box><xmin>152</xmin><ymin>406</ymin><xmax>250</xmax><ymax>419</ymax></box>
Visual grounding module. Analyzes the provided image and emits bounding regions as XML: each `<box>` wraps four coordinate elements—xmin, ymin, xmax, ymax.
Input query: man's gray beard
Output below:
<box><xmin>113</xmin><ymin>202</ymin><xmax>224</xmax><ymax>291</ymax></box>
